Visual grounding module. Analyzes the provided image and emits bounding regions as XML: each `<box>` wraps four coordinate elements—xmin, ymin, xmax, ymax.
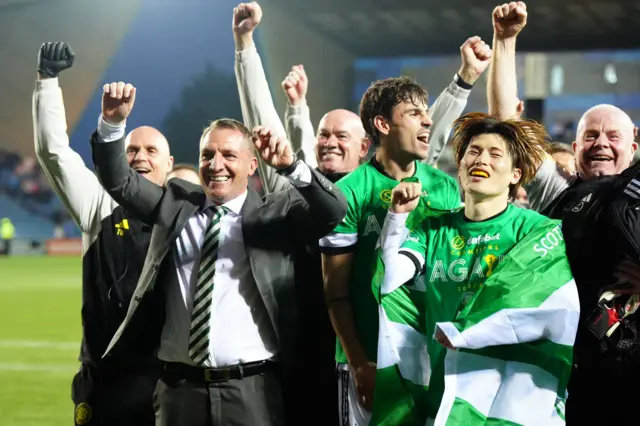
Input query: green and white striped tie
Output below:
<box><xmin>188</xmin><ymin>205</ymin><xmax>228</xmax><ymax>366</ymax></box>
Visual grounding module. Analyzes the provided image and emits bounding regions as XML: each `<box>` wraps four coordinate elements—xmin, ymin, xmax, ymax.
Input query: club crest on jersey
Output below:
<box><xmin>115</xmin><ymin>219</ymin><xmax>129</xmax><ymax>236</ymax></box>
<box><xmin>450</xmin><ymin>236</ymin><xmax>466</xmax><ymax>250</ymax></box>
<box><xmin>75</xmin><ymin>402</ymin><xmax>92</xmax><ymax>425</ymax></box>
<box><xmin>379</xmin><ymin>189</ymin><xmax>392</xmax><ymax>204</ymax></box>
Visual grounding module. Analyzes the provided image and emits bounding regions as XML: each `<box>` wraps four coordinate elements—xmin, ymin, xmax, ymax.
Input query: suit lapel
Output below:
<box><xmin>241</xmin><ymin>190</ymin><xmax>280</xmax><ymax>337</ymax></box>
<box><xmin>167</xmin><ymin>191</ymin><xmax>205</xmax><ymax>245</ymax></box>
<box><xmin>240</xmin><ymin>189</ymin><xmax>262</xmax><ymax>242</ymax></box>
<box><xmin>144</xmin><ymin>189</ymin><xmax>206</xmax><ymax>292</ymax></box>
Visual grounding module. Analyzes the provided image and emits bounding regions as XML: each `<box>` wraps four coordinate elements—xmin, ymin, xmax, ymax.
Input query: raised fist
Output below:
<box><xmin>37</xmin><ymin>41</ymin><xmax>75</xmax><ymax>78</ymax></box>
<box><xmin>281</xmin><ymin>65</ymin><xmax>308</xmax><ymax>106</ymax></box>
<box><xmin>458</xmin><ymin>36</ymin><xmax>492</xmax><ymax>85</ymax></box>
<box><xmin>252</xmin><ymin>126</ymin><xmax>295</xmax><ymax>170</ymax></box>
<box><xmin>390</xmin><ymin>181</ymin><xmax>422</xmax><ymax>214</ymax></box>
<box><xmin>492</xmin><ymin>1</ymin><xmax>527</xmax><ymax>40</ymax></box>
<box><xmin>101</xmin><ymin>82</ymin><xmax>136</xmax><ymax>125</ymax></box>
<box><xmin>233</xmin><ymin>2</ymin><xmax>262</xmax><ymax>36</ymax></box>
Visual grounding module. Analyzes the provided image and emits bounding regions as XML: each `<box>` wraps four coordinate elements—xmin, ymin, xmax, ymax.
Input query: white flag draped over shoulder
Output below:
<box><xmin>370</xmin><ymin>217</ymin><xmax>431</xmax><ymax>426</ymax></box>
<box><xmin>434</xmin><ymin>221</ymin><xmax>580</xmax><ymax>425</ymax></box>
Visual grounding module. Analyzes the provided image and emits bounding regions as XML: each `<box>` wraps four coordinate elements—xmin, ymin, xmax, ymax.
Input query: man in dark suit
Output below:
<box><xmin>90</xmin><ymin>81</ymin><xmax>348</xmax><ymax>426</ymax></box>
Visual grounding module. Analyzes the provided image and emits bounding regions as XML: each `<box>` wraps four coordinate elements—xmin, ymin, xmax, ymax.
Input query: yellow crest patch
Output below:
<box><xmin>379</xmin><ymin>189</ymin><xmax>392</xmax><ymax>204</ymax></box>
<box><xmin>75</xmin><ymin>402</ymin><xmax>92</xmax><ymax>425</ymax></box>
<box><xmin>114</xmin><ymin>219</ymin><xmax>129</xmax><ymax>236</ymax></box>
<box><xmin>450</xmin><ymin>235</ymin><xmax>466</xmax><ymax>250</ymax></box>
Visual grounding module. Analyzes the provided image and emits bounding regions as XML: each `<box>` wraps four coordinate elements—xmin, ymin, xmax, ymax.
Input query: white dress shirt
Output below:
<box><xmin>159</xmin><ymin>191</ymin><xmax>281</xmax><ymax>366</ymax></box>
<box><xmin>95</xmin><ymin>116</ymin><xmax>314</xmax><ymax>367</ymax></box>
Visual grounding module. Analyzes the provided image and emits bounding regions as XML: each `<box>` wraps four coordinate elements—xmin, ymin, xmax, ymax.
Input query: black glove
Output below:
<box><xmin>37</xmin><ymin>42</ymin><xmax>75</xmax><ymax>78</ymax></box>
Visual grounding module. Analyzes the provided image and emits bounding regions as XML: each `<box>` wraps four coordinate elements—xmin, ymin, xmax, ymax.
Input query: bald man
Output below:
<box><xmin>33</xmin><ymin>42</ymin><xmax>172</xmax><ymax>426</ymax></box>
<box><xmin>535</xmin><ymin>105</ymin><xmax>640</xmax><ymax>426</ymax></box>
<box><xmin>519</xmin><ymin>105</ymin><xmax>638</xmax><ymax>210</ymax></box>
<box><xmin>311</xmin><ymin>109</ymin><xmax>369</xmax><ymax>181</ymax></box>
<box><xmin>486</xmin><ymin>5</ymin><xmax>640</xmax><ymax>423</ymax></box>
<box><xmin>124</xmin><ymin>125</ymin><xmax>173</xmax><ymax>186</ymax></box>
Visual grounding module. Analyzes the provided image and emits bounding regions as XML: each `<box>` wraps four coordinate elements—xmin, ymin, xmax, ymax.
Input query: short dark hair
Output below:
<box><xmin>452</xmin><ymin>112</ymin><xmax>550</xmax><ymax>200</ymax></box>
<box><xmin>359</xmin><ymin>76</ymin><xmax>428</xmax><ymax>145</ymax></box>
<box><xmin>199</xmin><ymin>118</ymin><xmax>254</xmax><ymax>151</ymax></box>
<box><xmin>549</xmin><ymin>141</ymin><xmax>574</xmax><ymax>156</ymax></box>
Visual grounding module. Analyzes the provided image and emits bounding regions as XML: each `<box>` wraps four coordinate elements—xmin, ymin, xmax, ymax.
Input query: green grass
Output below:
<box><xmin>0</xmin><ymin>256</ymin><xmax>82</xmax><ymax>426</ymax></box>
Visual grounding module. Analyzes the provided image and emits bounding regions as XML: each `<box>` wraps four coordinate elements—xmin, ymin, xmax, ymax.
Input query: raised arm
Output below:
<box><xmin>233</xmin><ymin>2</ymin><xmax>291</xmax><ymax>194</ymax></box>
<box><xmin>524</xmin><ymin>158</ymin><xmax>573</xmax><ymax>212</ymax></box>
<box><xmin>282</xmin><ymin>66</ymin><xmax>318</xmax><ymax>169</ymax></box>
<box><xmin>379</xmin><ymin>182</ymin><xmax>427</xmax><ymax>294</ymax></box>
<box><xmin>91</xmin><ymin>82</ymin><xmax>164</xmax><ymax>225</ymax></box>
<box><xmin>252</xmin><ymin>126</ymin><xmax>347</xmax><ymax>239</ymax></box>
<box><xmin>33</xmin><ymin>42</ymin><xmax>115</xmax><ymax>233</ymax></box>
<box><xmin>487</xmin><ymin>2</ymin><xmax>527</xmax><ymax>120</ymax></box>
<box><xmin>485</xmin><ymin>2</ymin><xmax>574</xmax><ymax>210</ymax></box>
<box><xmin>425</xmin><ymin>36</ymin><xmax>492</xmax><ymax>165</ymax></box>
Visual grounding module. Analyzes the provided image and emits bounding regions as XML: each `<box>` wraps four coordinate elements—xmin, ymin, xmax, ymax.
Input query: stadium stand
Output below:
<box><xmin>0</xmin><ymin>148</ymin><xmax>78</xmax><ymax>244</ymax></box>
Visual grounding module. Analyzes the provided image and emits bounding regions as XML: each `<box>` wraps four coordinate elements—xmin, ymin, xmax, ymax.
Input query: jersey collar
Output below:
<box><xmin>370</xmin><ymin>155</ymin><xmax>417</xmax><ymax>181</ymax></box>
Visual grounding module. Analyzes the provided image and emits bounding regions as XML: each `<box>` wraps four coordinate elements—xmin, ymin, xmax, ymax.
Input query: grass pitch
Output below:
<box><xmin>0</xmin><ymin>256</ymin><xmax>82</xmax><ymax>426</ymax></box>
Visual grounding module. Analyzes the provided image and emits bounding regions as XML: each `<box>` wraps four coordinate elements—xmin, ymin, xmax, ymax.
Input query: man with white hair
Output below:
<box><xmin>33</xmin><ymin>42</ymin><xmax>173</xmax><ymax>426</ymax></box>
<box><xmin>487</xmin><ymin>3</ymin><xmax>640</xmax><ymax>424</ymax></box>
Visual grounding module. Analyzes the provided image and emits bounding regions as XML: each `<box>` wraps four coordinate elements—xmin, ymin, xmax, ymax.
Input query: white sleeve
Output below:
<box><xmin>424</xmin><ymin>76</ymin><xmax>471</xmax><ymax>166</ymax></box>
<box><xmin>524</xmin><ymin>158</ymin><xmax>575</xmax><ymax>212</ymax></box>
<box><xmin>33</xmin><ymin>78</ymin><xmax>116</xmax><ymax>233</ymax></box>
<box><xmin>284</xmin><ymin>103</ymin><xmax>318</xmax><ymax>169</ymax></box>
<box><xmin>379</xmin><ymin>211</ymin><xmax>424</xmax><ymax>295</ymax></box>
<box><xmin>279</xmin><ymin>160</ymin><xmax>312</xmax><ymax>187</ymax></box>
<box><xmin>234</xmin><ymin>44</ymin><xmax>291</xmax><ymax>194</ymax></box>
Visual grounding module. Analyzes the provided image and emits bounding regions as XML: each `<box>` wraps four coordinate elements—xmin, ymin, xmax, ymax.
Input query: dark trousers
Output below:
<box><xmin>72</xmin><ymin>363</ymin><xmax>158</xmax><ymax>426</ymax></box>
<box><xmin>1</xmin><ymin>239</ymin><xmax>10</xmax><ymax>255</ymax></box>
<box><xmin>154</xmin><ymin>365</ymin><xmax>284</xmax><ymax>426</ymax></box>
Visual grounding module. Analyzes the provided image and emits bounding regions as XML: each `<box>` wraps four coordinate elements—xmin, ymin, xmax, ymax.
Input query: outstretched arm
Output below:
<box><xmin>282</xmin><ymin>66</ymin><xmax>318</xmax><ymax>169</ymax></box>
<box><xmin>426</xmin><ymin>36</ymin><xmax>492</xmax><ymax>165</ymax></box>
<box><xmin>91</xmin><ymin>82</ymin><xmax>164</xmax><ymax>225</ymax></box>
<box><xmin>487</xmin><ymin>2</ymin><xmax>526</xmax><ymax>120</ymax></box>
<box><xmin>378</xmin><ymin>182</ymin><xmax>427</xmax><ymax>294</ymax></box>
<box><xmin>484</xmin><ymin>2</ymin><xmax>575</xmax><ymax>210</ymax></box>
<box><xmin>233</xmin><ymin>2</ymin><xmax>291</xmax><ymax>194</ymax></box>
<box><xmin>252</xmin><ymin>125</ymin><xmax>347</xmax><ymax>239</ymax></box>
<box><xmin>33</xmin><ymin>42</ymin><xmax>115</xmax><ymax>234</ymax></box>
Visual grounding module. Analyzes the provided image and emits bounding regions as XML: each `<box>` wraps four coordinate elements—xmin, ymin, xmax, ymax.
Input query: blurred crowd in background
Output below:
<box><xmin>0</xmin><ymin>147</ymin><xmax>78</xmax><ymax>238</ymax></box>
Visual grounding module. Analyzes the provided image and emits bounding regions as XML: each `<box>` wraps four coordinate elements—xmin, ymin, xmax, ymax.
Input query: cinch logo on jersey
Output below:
<box><xmin>450</xmin><ymin>233</ymin><xmax>501</xmax><ymax>249</ymax></box>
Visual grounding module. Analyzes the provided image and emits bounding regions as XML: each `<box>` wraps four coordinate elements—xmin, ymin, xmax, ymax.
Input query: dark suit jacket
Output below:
<box><xmin>90</xmin><ymin>131</ymin><xmax>347</xmax><ymax>375</ymax></box>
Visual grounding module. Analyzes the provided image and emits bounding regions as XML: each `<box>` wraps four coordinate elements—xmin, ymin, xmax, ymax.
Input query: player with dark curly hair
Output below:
<box><xmin>319</xmin><ymin>76</ymin><xmax>466</xmax><ymax>424</ymax></box>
